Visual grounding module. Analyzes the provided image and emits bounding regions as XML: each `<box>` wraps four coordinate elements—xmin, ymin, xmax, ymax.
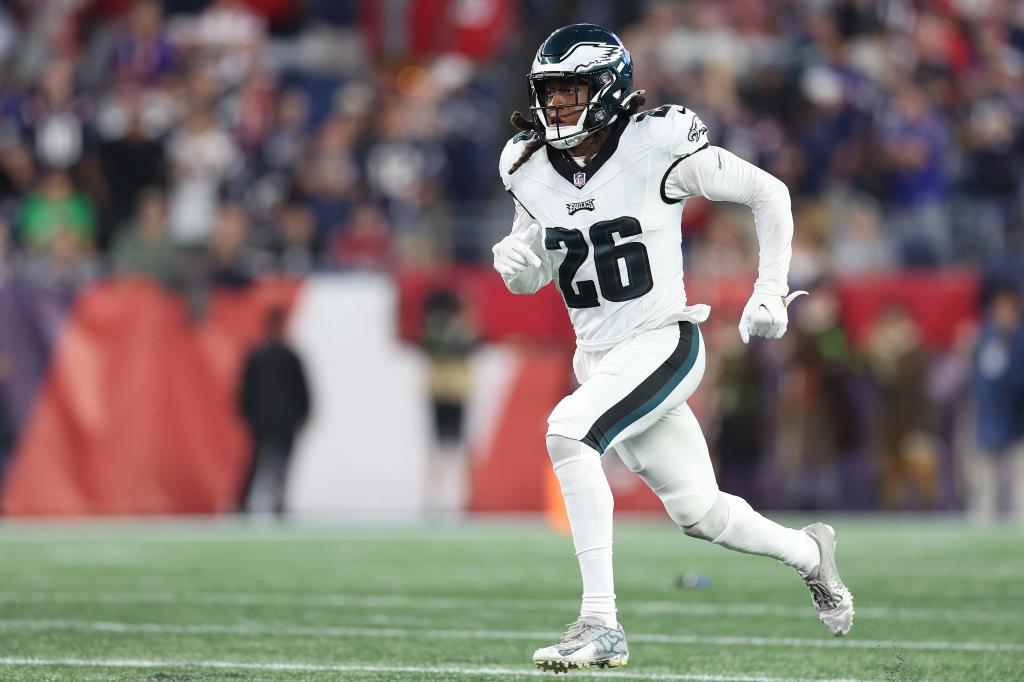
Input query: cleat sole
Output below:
<box><xmin>596</xmin><ymin>655</ymin><xmax>629</xmax><ymax>669</ymax></box>
<box><xmin>536</xmin><ymin>655</ymin><xmax>628</xmax><ymax>673</ymax></box>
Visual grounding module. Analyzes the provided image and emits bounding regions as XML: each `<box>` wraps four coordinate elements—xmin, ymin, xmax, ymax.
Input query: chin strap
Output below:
<box><xmin>620</xmin><ymin>89</ymin><xmax>646</xmax><ymax>110</ymax></box>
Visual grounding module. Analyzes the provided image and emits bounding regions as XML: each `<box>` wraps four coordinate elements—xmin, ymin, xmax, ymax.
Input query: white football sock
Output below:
<box><xmin>576</xmin><ymin>545</ymin><xmax>616</xmax><ymax>627</ymax></box>
<box><xmin>549</xmin><ymin>437</ymin><xmax>617</xmax><ymax>629</ymax></box>
<box><xmin>712</xmin><ymin>493</ymin><xmax>820</xmax><ymax>577</ymax></box>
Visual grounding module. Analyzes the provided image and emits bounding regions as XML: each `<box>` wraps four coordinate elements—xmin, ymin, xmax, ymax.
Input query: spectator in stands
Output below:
<box><xmin>243</xmin><ymin>88</ymin><xmax>311</xmax><ymax>228</ymax></box>
<box><xmin>957</xmin><ymin>66</ymin><xmax>1024</xmax><ymax>264</ymax></box>
<box><xmin>968</xmin><ymin>285</ymin><xmax>1024</xmax><ymax>520</ymax></box>
<box><xmin>363</xmin><ymin>93</ymin><xmax>446</xmax><ymax>240</ymax></box>
<box><xmin>258</xmin><ymin>87</ymin><xmax>310</xmax><ymax>176</ymax></box>
<box><xmin>271</xmin><ymin>196</ymin><xmax>317</xmax><ymax>274</ymax></box>
<box><xmin>19</xmin><ymin>171</ymin><xmax>98</xmax><ymax>285</ymax></box>
<box><xmin>20</xmin><ymin>57</ymin><xmax>91</xmax><ymax>172</ymax></box>
<box><xmin>775</xmin><ymin>284</ymin><xmax>862</xmax><ymax>510</ymax></box>
<box><xmin>300</xmin><ymin>108</ymin><xmax>363</xmax><ymax>248</ymax></box>
<box><xmin>0</xmin><ymin>132</ymin><xmax>36</xmax><ymax>206</ymax></box>
<box><xmin>208</xmin><ymin>200</ymin><xmax>255</xmax><ymax>287</ymax></box>
<box><xmin>233</xmin><ymin>69</ymin><xmax>277</xmax><ymax>157</ymax></box>
<box><xmin>865</xmin><ymin>304</ymin><xmax>940</xmax><ymax>510</ymax></box>
<box><xmin>95</xmin><ymin>87</ymin><xmax>168</xmax><ymax>249</ymax></box>
<box><xmin>878</xmin><ymin>84</ymin><xmax>952</xmax><ymax>266</ymax></box>
<box><xmin>830</xmin><ymin>196</ymin><xmax>893</xmax><ymax>274</ymax></box>
<box><xmin>112</xmin><ymin>188</ymin><xmax>175</xmax><ymax>283</ymax></box>
<box><xmin>178</xmin><ymin>0</ymin><xmax>266</xmax><ymax>86</ymax></box>
<box><xmin>794</xmin><ymin>64</ymin><xmax>865</xmax><ymax>198</ymax></box>
<box><xmin>176</xmin><ymin>199</ymin><xmax>253</xmax><ymax>320</ymax></box>
<box><xmin>237</xmin><ymin>306</ymin><xmax>310</xmax><ymax>516</ymax></box>
<box><xmin>328</xmin><ymin>202</ymin><xmax>392</xmax><ymax>270</ymax></box>
<box><xmin>109</xmin><ymin>0</ymin><xmax>176</xmax><ymax>85</ymax></box>
<box><xmin>166</xmin><ymin>78</ymin><xmax>239</xmax><ymax>246</ymax></box>
<box><xmin>19</xmin><ymin>171</ymin><xmax>94</xmax><ymax>252</ymax></box>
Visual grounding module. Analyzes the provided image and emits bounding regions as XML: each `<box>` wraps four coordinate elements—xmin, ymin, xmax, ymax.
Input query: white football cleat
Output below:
<box><xmin>802</xmin><ymin>523</ymin><xmax>855</xmax><ymax>636</ymax></box>
<box><xmin>533</xmin><ymin>616</ymin><xmax>629</xmax><ymax>673</ymax></box>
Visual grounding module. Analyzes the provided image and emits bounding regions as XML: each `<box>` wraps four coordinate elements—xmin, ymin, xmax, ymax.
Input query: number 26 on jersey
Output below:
<box><xmin>544</xmin><ymin>217</ymin><xmax>654</xmax><ymax>309</ymax></box>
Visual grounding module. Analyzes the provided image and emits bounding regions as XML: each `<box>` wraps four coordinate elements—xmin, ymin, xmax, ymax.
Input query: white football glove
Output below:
<box><xmin>738</xmin><ymin>290</ymin><xmax>808</xmax><ymax>344</ymax></box>
<box><xmin>492</xmin><ymin>224</ymin><xmax>542</xmax><ymax>278</ymax></box>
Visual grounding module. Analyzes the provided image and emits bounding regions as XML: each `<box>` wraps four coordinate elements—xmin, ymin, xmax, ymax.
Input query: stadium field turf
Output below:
<box><xmin>0</xmin><ymin>517</ymin><xmax>1020</xmax><ymax>681</ymax></box>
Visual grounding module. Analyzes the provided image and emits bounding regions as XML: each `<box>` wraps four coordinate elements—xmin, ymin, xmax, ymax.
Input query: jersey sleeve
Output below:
<box><xmin>664</xmin><ymin>145</ymin><xmax>793</xmax><ymax>296</ymax></box>
<box><xmin>498</xmin><ymin>130</ymin><xmax>539</xmax><ymax>191</ymax></box>
<box><xmin>639</xmin><ymin>105</ymin><xmax>710</xmax><ymax>159</ymax></box>
<box><xmin>670</xmin><ymin>107</ymin><xmax>710</xmax><ymax>158</ymax></box>
<box><xmin>498</xmin><ymin>138</ymin><xmax>516</xmax><ymax>191</ymax></box>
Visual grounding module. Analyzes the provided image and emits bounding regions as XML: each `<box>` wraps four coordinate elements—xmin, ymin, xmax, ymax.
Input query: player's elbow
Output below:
<box><xmin>762</xmin><ymin>175</ymin><xmax>791</xmax><ymax>211</ymax></box>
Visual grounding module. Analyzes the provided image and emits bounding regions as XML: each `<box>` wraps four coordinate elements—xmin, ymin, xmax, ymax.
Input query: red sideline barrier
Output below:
<box><xmin>835</xmin><ymin>269</ymin><xmax>980</xmax><ymax>349</ymax></box>
<box><xmin>2</xmin><ymin>278</ymin><xmax>300</xmax><ymax>516</ymax></box>
<box><xmin>397</xmin><ymin>266</ymin><xmax>573</xmax><ymax>344</ymax></box>
<box><xmin>468</xmin><ymin>348</ymin><xmax>570</xmax><ymax>512</ymax></box>
<box><xmin>397</xmin><ymin>268</ymin><xmax>980</xmax><ymax>349</ymax></box>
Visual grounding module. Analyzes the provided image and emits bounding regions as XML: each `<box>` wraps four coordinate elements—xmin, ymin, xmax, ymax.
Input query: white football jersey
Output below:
<box><xmin>499</xmin><ymin>104</ymin><xmax>712</xmax><ymax>352</ymax></box>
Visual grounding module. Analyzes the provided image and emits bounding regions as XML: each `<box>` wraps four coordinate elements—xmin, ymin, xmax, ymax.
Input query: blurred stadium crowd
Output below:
<box><xmin>2</xmin><ymin>0</ymin><xmax>1022</xmax><ymax>279</ymax></box>
<box><xmin>0</xmin><ymin>0</ymin><xmax>1022</xmax><ymax>515</ymax></box>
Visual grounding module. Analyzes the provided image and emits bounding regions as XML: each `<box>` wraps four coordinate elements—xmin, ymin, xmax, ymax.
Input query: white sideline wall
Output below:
<box><xmin>282</xmin><ymin>274</ymin><xmax>517</xmax><ymax>516</ymax></box>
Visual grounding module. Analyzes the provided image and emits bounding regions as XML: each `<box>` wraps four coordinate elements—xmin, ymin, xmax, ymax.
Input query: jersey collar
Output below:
<box><xmin>545</xmin><ymin>115</ymin><xmax>629</xmax><ymax>190</ymax></box>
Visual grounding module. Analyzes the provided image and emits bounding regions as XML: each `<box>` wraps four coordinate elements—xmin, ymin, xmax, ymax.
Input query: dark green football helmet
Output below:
<box><xmin>528</xmin><ymin>24</ymin><xmax>638</xmax><ymax>149</ymax></box>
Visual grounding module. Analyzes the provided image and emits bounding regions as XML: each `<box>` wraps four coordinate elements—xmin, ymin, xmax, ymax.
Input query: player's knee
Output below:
<box><xmin>681</xmin><ymin>492</ymin><xmax>730</xmax><ymax>541</ymax></box>
<box><xmin>663</xmin><ymin>490</ymin><xmax>717</xmax><ymax>528</ymax></box>
<box><xmin>655</xmin><ymin>479</ymin><xmax>719</xmax><ymax>527</ymax></box>
<box><xmin>546</xmin><ymin>434</ymin><xmax>598</xmax><ymax>468</ymax></box>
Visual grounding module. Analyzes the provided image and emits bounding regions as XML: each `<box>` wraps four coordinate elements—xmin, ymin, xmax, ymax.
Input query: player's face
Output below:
<box><xmin>544</xmin><ymin>78</ymin><xmax>590</xmax><ymax>127</ymax></box>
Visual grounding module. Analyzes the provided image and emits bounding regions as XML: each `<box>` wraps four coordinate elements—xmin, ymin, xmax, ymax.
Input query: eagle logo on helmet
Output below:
<box><xmin>558</xmin><ymin>43</ymin><xmax>621</xmax><ymax>70</ymax></box>
<box><xmin>577</xmin><ymin>45</ymin><xmax>621</xmax><ymax>70</ymax></box>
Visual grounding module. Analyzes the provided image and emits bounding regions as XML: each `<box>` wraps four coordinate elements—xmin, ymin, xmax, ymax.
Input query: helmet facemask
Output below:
<box><xmin>529</xmin><ymin>69</ymin><xmax>619</xmax><ymax>150</ymax></box>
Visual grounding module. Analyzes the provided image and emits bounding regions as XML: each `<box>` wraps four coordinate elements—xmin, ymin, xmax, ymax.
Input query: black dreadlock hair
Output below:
<box><xmin>506</xmin><ymin>95</ymin><xmax>646</xmax><ymax>175</ymax></box>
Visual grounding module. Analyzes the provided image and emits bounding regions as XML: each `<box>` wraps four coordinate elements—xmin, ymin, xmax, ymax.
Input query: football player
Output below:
<box><xmin>493</xmin><ymin>24</ymin><xmax>854</xmax><ymax>673</ymax></box>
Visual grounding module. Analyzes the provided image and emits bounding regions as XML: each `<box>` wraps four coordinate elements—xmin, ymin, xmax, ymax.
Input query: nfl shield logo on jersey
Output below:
<box><xmin>573</xmin><ymin>171</ymin><xmax>586</xmax><ymax>188</ymax></box>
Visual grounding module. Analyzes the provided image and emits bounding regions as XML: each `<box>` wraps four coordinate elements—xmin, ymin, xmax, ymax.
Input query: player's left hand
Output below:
<box><xmin>738</xmin><ymin>290</ymin><xmax>808</xmax><ymax>344</ymax></box>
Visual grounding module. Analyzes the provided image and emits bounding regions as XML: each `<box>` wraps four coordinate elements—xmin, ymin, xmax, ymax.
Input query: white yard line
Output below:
<box><xmin>0</xmin><ymin>589</ymin><xmax>1015</xmax><ymax>624</ymax></box>
<box><xmin>0</xmin><ymin>656</ymin><xmax>895</xmax><ymax>682</ymax></box>
<box><xmin>0</xmin><ymin>618</ymin><xmax>1019</xmax><ymax>654</ymax></box>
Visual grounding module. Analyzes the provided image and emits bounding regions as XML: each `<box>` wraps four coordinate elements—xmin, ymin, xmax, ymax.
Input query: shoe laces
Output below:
<box><xmin>806</xmin><ymin>577</ymin><xmax>843</xmax><ymax>610</ymax></box>
<box><xmin>559</xmin><ymin>618</ymin><xmax>597</xmax><ymax>643</ymax></box>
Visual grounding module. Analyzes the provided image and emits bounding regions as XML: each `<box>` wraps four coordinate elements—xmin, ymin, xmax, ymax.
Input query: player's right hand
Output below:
<box><xmin>492</xmin><ymin>225</ymin><xmax>542</xmax><ymax>277</ymax></box>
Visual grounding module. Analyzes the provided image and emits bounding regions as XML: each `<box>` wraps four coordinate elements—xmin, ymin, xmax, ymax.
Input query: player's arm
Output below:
<box><xmin>492</xmin><ymin>197</ymin><xmax>553</xmax><ymax>295</ymax></box>
<box><xmin>664</xmin><ymin>146</ymin><xmax>805</xmax><ymax>342</ymax></box>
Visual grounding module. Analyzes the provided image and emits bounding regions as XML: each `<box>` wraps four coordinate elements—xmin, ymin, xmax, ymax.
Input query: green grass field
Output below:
<box><xmin>0</xmin><ymin>516</ymin><xmax>1021</xmax><ymax>681</ymax></box>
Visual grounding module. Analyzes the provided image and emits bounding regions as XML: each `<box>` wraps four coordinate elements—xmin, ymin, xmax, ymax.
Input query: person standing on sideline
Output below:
<box><xmin>969</xmin><ymin>284</ymin><xmax>1024</xmax><ymax>520</ymax></box>
<box><xmin>420</xmin><ymin>289</ymin><xmax>477</xmax><ymax>520</ymax></box>
<box><xmin>493</xmin><ymin>24</ymin><xmax>853</xmax><ymax>672</ymax></box>
<box><xmin>238</xmin><ymin>307</ymin><xmax>310</xmax><ymax>516</ymax></box>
